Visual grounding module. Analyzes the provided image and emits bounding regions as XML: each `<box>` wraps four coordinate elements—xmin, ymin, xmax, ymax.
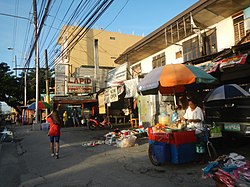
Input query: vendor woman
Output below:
<box><xmin>182</xmin><ymin>98</ymin><xmax>204</xmax><ymax>132</ymax></box>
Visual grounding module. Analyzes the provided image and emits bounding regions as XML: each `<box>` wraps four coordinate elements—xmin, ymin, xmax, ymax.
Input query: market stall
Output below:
<box><xmin>147</xmin><ymin>123</ymin><xmax>197</xmax><ymax>166</ymax></box>
<box><xmin>137</xmin><ymin>64</ymin><xmax>217</xmax><ymax>166</ymax></box>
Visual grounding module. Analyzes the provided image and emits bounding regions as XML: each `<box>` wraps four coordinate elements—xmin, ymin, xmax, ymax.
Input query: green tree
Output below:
<box><xmin>0</xmin><ymin>62</ymin><xmax>23</xmax><ymax>114</ymax></box>
<box><xmin>0</xmin><ymin>62</ymin><xmax>54</xmax><ymax>115</ymax></box>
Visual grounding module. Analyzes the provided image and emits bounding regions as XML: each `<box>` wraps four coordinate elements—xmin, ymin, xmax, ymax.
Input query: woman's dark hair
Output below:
<box><xmin>51</xmin><ymin>110</ymin><xmax>62</xmax><ymax>126</ymax></box>
<box><xmin>188</xmin><ymin>97</ymin><xmax>198</xmax><ymax>106</ymax></box>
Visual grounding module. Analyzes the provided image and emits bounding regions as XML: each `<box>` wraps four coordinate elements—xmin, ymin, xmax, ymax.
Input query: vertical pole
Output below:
<box><xmin>24</xmin><ymin>70</ymin><xmax>27</xmax><ymax>106</ymax></box>
<box><xmin>15</xmin><ymin>55</ymin><xmax>17</xmax><ymax>77</ymax></box>
<box><xmin>33</xmin><ymin>0</ymin><xmax>39</xmax><ymax>125</ymax></box>
<box><xmin>24</xmin><ymin>53</ymin><xmax>27</xmax><ymax>107</ymax></box>
<box><xmin>93</xmin><ymin>39</ymin><xmax>99</xmax><ymax>93</ymax></box>
<box><xmin>45</xmin><ymin>49</ymin><xmax>50</xmax><ymax>116</ymax></box>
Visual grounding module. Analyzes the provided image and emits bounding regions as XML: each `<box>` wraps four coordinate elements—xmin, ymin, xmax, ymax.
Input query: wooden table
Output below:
<box><xmin>112</xmin><ymin>116</ymin><xmax>126</xmax><ymax>126</ymax></box>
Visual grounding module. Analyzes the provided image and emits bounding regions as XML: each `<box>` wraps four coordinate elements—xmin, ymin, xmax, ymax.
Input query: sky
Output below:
<box><xmin>0</xmin><ymin>0</ymin><xmax>199</xmax><ymax>70</ymax></box>
<box><xmin>0</xmin><ymin>0</ymin><xmax>198</xmax><ymax>112</ymax></box>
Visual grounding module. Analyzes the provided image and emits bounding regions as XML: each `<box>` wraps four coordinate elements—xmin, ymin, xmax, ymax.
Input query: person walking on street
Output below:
<box><xmin>47</xmin><ymin>109</ymin><xmax>62</xmax><ymax>159</ymax></box>
<box><xmin>72</xmin><ymin>108</ymin><xmax>80</xmax><ymax>127</ymax></box>
<box><xmin>63</xmin><ymin>111</ymin><xmax>68</xmax><ymax>127</ymax></box>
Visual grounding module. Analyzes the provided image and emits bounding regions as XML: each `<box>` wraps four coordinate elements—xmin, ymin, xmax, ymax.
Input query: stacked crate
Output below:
<box><xmin>169</xmin><ymin>130</ymin><xmax>197</xmax><ymax>164</ymax></box>
<box><xmin>148</xmin><ymin>128</ymin><xmax>197</xmax><ymax>164</ymax></box>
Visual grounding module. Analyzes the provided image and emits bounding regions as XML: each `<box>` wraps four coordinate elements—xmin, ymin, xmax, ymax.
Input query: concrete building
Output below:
<box><xmin>114</xmin><ymin>0</ymin><xmax>250</xmax><ymax>126</ymax></box>
<box><xmin>55</xmin><ymin>26</ymin><xmax>143</xmax><ymax>95</ymax></box>
<box><xmin>52</xmin><ymin>26</ymin><xmax>143</xmax><ymax>126</ymax></box>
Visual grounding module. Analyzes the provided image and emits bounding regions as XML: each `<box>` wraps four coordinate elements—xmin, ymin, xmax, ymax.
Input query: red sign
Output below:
<box><xmin>68</xmin><ymin>77</ymin><xmax>93</xmax><ymax>94</ymax></box>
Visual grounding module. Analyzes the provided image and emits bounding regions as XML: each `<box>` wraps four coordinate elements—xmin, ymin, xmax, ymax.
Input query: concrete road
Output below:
<box><xmin>0</xmin><ymin>125</ymin><xmax>224</xmax><ymax>187</ymax></box>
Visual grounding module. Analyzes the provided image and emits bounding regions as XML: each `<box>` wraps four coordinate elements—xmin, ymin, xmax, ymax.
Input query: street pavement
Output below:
<box><xmin>1</xmin><ymin>125</ymin><xmax>217</xmax><ymax>187</ymax></box>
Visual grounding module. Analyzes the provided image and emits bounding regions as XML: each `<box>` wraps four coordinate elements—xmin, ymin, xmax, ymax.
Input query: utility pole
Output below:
<box><xmin>14</xmin><ymin>55</ymin><xmax>17</xmax><ymax>77</ymax></box>
<box><xmin>93</xmin><ymin>39</ymin><xmax>99</xmax><ymax>93</ymax></box>
<box><xmin>24</xmin><ymin>70</ymin><xmax>27</xmax><ymax>106</ymax></box>
<box><xmin>33</xmin><ymin>0</ymin><xmax>39</xmax><ymax>126</ymax></box>
<box><xmin>44</xmin><ymin>49</ymin><xmax>50</xmax><ymax>116</ymax></box>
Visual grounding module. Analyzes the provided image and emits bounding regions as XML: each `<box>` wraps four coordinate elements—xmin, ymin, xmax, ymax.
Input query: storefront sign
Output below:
<box><xmin>68</xmin><ymin>77</ymin><xmax>93</xmax><ymax>94</ymax></box>
<box><xmin>109</xmin><ymin>87</ymin><xmax>118</xmax><ymax>103</ymax></box>
<box><xmin>98</xmin><ymin>92</ymin><xmax>106</xmax><ymax>114</ymax></box>
<box><xmin>106</xmin><ymin>63</ymin><xmax>127</xmax><ymax>87</ymax></box>
<box><xmin>55</xmin><ymin>80</ymin><xmax>65</xmax><ymax>95</ymax></box>
<box><xmin>55</xmin><ymin>64</ymin><xmax>66</xmax><ymax>75</ymax></box>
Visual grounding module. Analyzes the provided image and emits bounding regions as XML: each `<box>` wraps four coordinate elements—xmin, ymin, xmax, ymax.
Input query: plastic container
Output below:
<box><xmin>170</xmin><ymin>143</ymin><xmax>196</xmax><ymax>164</ymax></box>
<box><xmin>170</xmin><ymin>130</ymin><xmax>197</xmax><ymax>145</ymax></box>
<box><xmin>158</xmin><ymin>113</ymin><xmax>170</xmax><ymax>125</ymax></box>
<box><xmin>151</xmin><ymin>142</ymin><xmax>171</xmax><ymax>164</ymax></box>
<box><xmin>171</xmin><ymin>111</ymin><xmax>178</xmax><ymax>123</ymax></box>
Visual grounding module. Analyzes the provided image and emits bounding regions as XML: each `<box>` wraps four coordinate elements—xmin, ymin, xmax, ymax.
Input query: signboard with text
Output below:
<box><xmin>106</xmin><ymin>63</ymin><xmax>127</xmax><ymax>87</ymax></box>
<box><xmin>67</xmin><ymin>77</ymin><xmax>93</xmax><ymax>94</ymax></box>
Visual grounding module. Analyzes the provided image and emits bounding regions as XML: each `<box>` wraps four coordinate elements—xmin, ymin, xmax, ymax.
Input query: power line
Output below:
<box><xmin>39</xmin><ymin>0</ymin><xmax>85</xmax><ymax>68</ymax></box>
<box><xmin>0</xmin><ymin>12</ymin><xmax>29</xmax><ymax>20</ymax></box>
<box><xmin>24</xmin><ymin>0</ymin><xmax>52</xmax><ymax>68</ymax></box>
<box><xmin>49</xmin><ymin>0</ymin><xmax>114</xmax><ymax>69</ymax></box>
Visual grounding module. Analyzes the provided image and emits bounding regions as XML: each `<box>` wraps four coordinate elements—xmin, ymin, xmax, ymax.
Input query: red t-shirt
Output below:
<box><xmin>47</xmin><ymin>117</ymin><xmax>60</xmax><ymax>136</ymax></box>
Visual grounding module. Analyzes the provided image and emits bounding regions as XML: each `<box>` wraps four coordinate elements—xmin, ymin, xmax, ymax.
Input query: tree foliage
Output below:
<box><xmin>0</xmin><ymin>62</ymin><xmax>53</xmax><ymax>115</ymax></box>
<box><xmin>0</xmin><ymin>62</ymin><xmax>22</xmax><ymax>113</ymax></box>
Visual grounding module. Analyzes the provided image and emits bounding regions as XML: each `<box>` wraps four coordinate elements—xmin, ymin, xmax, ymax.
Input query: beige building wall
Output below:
<box><xmin>58</xmin><ymin>26</ymin><xmax>143</xmax><ymax>73</ymax></box>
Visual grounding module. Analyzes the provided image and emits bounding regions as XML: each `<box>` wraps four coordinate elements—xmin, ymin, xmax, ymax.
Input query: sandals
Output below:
<box><xmin>51</xmin><ymin>153</ymin><xmax>59</xmax><ymax>159</ymax></box>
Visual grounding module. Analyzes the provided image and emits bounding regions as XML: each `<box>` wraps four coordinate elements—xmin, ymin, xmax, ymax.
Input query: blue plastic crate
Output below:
<box><xmin>170</xmin><ymin>143</ymin><xmax>196</xmax><ymax>164</ymax></box>
<box><xmin>151</xmin><ymin>142</ymin><xmax>171</xmax><ymax>164</ymax></box>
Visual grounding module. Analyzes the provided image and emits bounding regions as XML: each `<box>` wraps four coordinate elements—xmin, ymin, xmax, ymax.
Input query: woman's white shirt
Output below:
<box><xmin>183</xmin><ymin>106</ymin><xmax>204</xmax><ymax>130</ymax></box>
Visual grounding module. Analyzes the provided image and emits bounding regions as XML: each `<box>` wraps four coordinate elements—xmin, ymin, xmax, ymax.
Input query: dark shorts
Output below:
<box><xmin>49</xmin><ymin>136</ymin><xmax>60</xmax><ymax>143</ymax></box>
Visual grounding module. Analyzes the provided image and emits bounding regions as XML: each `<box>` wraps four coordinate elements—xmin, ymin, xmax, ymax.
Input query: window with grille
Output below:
<box><xmin>233</xmin><ymin>13</ymin><xmax>245</xmax><ymax>44</ymax></box>
<box><xmin>131</xmin><ymin>63</ymin><xmax>141</xmax><ymax>78</ymax></box>
<box><xmin>183</xmin><ymin>29</ymin><xmax>217</xmax><ymax>62</ymax></box>
<box><xmin>152</xmin><ymin>52</ymin><xmax>165</xmax><ymax>69</ymax></box>
<box><xmin>183</xmin><ymin>37</ymin><xmax>201</xmax><ymax>62</ymax></box>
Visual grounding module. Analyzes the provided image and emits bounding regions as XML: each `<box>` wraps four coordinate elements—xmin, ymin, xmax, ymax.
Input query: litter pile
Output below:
<box><xmin>202</xmin><ymin>153</ymin><xmax>250</xmax><ymax>187</ymax></box>
<box><xmin>0</xmin><ymin>127</ymin><xmax>14</xmax><ymax>142</ymax></box>
<box><xmin>82</xmin><ymin>126</ymin><xmax>147</xmax><ymax>148</ymax></box>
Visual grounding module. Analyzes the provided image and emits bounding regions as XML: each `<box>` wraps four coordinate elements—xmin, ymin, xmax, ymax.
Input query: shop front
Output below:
<box><xmin>52</xmin><ymin>95</ymin><xmax>98</xmax><ymax>127</ymax></box>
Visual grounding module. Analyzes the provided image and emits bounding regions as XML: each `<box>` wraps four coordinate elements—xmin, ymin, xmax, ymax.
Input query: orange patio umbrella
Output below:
<box><xmin>138</xmin><ymin>64</ymin><xmax>217</xmax><ymax>95</ymax></box>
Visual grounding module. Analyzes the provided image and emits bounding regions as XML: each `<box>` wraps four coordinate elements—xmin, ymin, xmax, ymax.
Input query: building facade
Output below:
<box><xmin>55</xmin><ymin>26</ymin><xmax>143</xmax><ymax>96</ymax></box>
<box><xmin>115</xmin><ymin>0</ymin><xmax>250</xmax><ymax>126</ymax></box>
<box><xmin>53</xmin><ymin>27</ymin><xmax>143</xmax><ymax>126</ymax></box>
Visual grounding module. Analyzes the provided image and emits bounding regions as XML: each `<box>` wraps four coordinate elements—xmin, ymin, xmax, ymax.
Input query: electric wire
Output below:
<box><xmin>24</xmin><ymin>0</ymin><xmax>52</xmax><ymax>68</ymax></box>
<box><xmin>39</xmin><ymin>0</ymin><xmax>86</xmax><ymax>68</ymax></box>
<box><xmin>39</xmin><ymin>0</ymin><xmax>62</xmax><ymax>54</ymax></box>
<box><xmin>49</xmin><ymin>0</ymin><xmax>114</xmax><ymax>69</ymax></box>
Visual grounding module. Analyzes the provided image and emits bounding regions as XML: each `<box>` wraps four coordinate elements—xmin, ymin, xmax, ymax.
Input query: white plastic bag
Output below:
<box><xmin>117</xmin><ymin>135</ymin><xmax>137</xmax><ymax>148</ymax></box>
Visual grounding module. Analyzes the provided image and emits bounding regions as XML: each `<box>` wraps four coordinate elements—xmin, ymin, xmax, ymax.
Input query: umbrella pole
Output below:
<box><xmin>173</xmin><ymin>94</ymin><xmax>177</xmax><ymax>107</ymax></box>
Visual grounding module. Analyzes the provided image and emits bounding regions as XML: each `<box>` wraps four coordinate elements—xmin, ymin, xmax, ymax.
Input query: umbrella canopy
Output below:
<box><xmin>137</xmin><ymin>66</ymin><xmax>164</xmax><ymax>95</ymax></box>
<box><xmin>28</xmin><ymin>101</ymin><xmax>51</xmax><ymax>110</ymax></box>
<box><xmin>204</xmin><ymin>84</ymin><xmax>250</xmax><ymax>102</ymax></box>
<box><xmin>138</xmin><ymin>64</ymin><xmax>217</xmax><ymax>95</ymax></box>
